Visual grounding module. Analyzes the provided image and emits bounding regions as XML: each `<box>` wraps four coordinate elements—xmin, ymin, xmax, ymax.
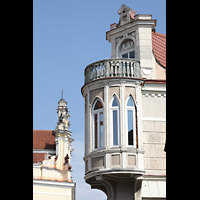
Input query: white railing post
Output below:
<box><xmin>110</xmin><ymin>61</ymin><xmax>114</xmax><ymax>77</ymax></box>
<box><xmin>118</xmin><ymin>61</ymin><xmax>122</xmax><ymax>77</ymax></box>
<box><xmin>90</xmin><ymin>67</ymin><xmax>93</xmax><ymax>81</ymax></box>
<box><xmin>130</xmin><ymin>61</ymin><xmax>134</xmax><ymax>77</ymax></box>
<box><xmin>127</xmin><ymin>61</ymin><xmax>130</xmax><ymax>77</ymax></box>
<box><xmin>100</xmin><ymin>62</ymin><xmax>104</xmax><ymax>77</ymax></box>
<box><xmin>105</xmin><ymin>61</ymin><xmax>109</xmax><ymax>77</ymax></box>
<box><xmin>123</xmin><ymin>61</ymin><xmax>126</xmax><ymax>77</ymax></box>
<box><xmin>97</xmin><ymin>64</ymin><xmax>100</xmax><ymax>78</ymax></box>
<box><xmin>114</xmin><ymin>61</ymin><xmax>117</xmax><ymax>77</ymax></box>
<box><xmin>93</xmin><ymin>66</ymin><xmax>96</xmax><ymax>80</ymax></box>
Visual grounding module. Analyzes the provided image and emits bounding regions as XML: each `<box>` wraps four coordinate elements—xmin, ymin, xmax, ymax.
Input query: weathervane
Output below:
<box><xmin>61</xmin><ymin>88</ymin><xmax>63</xmax><ymax>99</ymax></box>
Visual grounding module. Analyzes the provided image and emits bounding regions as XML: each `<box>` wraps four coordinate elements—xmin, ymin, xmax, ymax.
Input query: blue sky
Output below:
<box><xmin>33</xmin><ymin>0</ymin><xmax>166</xmax><ymax>199</ymax></box>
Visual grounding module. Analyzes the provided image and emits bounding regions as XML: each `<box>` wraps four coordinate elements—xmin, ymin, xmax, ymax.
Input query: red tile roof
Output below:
<box><xmin>33</xmin><ymin>153</ymin><xmax>46</xmax><ymax>163</ymax></box>
<box><xmin>152</xmin><ymin>31</ymin><xmax>166</xmax><ymax>68</ymax></box>
<box><xmin>33</xmin><ymin>130</ymin><xmax>55</xmax><ymax>149</ymax></box>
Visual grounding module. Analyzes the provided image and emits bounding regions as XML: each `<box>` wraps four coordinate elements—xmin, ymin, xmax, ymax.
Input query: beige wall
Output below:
<box><xmin>142</xmin><ymin>93</ymin><xmax>166</xmax><ymax>175</ymax></box>
<box><xmin>90</xmin><ymin>87</ymin><xmax>104</xmax><ymax>105</ymax></box>
<box><xmin>142</xmin><ymin>94</ymin><xmax>166</xmax><ymax>119</ymax></box>
<box><xmin>33</xmin><ymin>180</ymin><xmax>75</xmax><ymax>200</ymax></box>
<box><xmin>156</xmin><ymin>62</ymin><xmax>166</xmax><ymax>79</ymax></box>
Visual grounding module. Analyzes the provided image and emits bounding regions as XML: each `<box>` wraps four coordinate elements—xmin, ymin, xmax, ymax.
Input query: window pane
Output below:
<box><xmin>123</xmin><ymin>15</ymin><xmax>127</xmax><ymax>21</ymax></box>
<box><xmin>122</xmin><ymin>53</ymin><xmax>128</xmax><ymax>58</ymax></box>
<box><xmin>129</xmin><ymin>51</ymin><xmax>135</xmax><ymax>58</ymax></box>
<box><xmin>113</xmin><ymin>110</ymin><xmax>118</xmax><ymax>145</ymax></box>
<box><xmin>127</xmin><ymin>96</ymin><xmax>134</xmax><ymax>106</ymax></box>
<box><xmin>100</xmin><ymin>112</ymin><xmax>104</xmax><ymax>148</ymax></box>
<box><xmin>112</xmin><ymin>96</ymin><xmax>118</xmax><ymax>107</ymax></box>
<box><xmin>128</xmin><ymin>110</ymin><xmax>134</xmax><ymax>145</ymax></box>
<box><xmin>94</xmin><ymin>100</ymin><xmax>103</xmax><ymax>110</ymax></box>
<box><xmin>94</xmin><ymin>114</ymin><xmax>98</xmax><ymax>148</ymax></box>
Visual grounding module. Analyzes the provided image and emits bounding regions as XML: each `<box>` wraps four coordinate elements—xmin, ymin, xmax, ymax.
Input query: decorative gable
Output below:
<box><xmin>117</xmin><ymin>4</ymin><xmax>137</xmax><ymax>26</ymax></box>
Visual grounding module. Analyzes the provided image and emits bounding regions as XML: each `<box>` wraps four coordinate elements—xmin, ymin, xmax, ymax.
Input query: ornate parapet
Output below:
<box><xmin>33</xmin><ymin>166</ymin><xmax>72</xmax><ymax>182</ymax></box>
<box><xmin>33</xmin><ymin>155</ymin><xmax>72</xmax><ymax>182</ymax></box>
<box><xmin>84</xmin><ymin>58</ymin><xmax>141</xmax><ymax>85</ymax></box>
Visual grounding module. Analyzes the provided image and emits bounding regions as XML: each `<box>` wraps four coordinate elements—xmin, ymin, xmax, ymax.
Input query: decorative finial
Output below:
<box><xmin>61</xmin><ymin>88</ymin><xmax>63</xmax><ymax>99</ymax></box>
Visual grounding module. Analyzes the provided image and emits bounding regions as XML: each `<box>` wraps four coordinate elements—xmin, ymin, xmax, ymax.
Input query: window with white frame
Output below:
<box><xmin>111</xmin><ymin>95</ymin><xmax>120</xmax><ymax>146</ymax></box>
<box><xmin>120</xmin><ymin>39</ymin><xmax>135</xmax><ymax>59</ymax></box>
<box><xmin>92</xmin><ymin>99</ymin><xmax>104</xmax><ymax>149</ymax></box>
<box><xmin>126</xmin><ymin>95</ymin><xmax>136</xmax><ymax>146</ymax></box>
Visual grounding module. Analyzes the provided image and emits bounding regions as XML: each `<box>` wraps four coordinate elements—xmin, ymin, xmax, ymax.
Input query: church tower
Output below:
<box><xmin>81</xmin><ymin>4</ymin><xmax>166</xmax><ymax>200</ymax></box>
<box><xmin>54</xmin><ymin>98</ymin><xmax>73</xmax><ymax>179</ymax></box>
<box><xmin>33</xmin><ymin>97</ymin><xmax>76</xmax><ymax>200</ymax></box>
<box><xmin>33</xmin><ymin>97</ymin><xmax>74</xmax><ymax>182</ymax></box>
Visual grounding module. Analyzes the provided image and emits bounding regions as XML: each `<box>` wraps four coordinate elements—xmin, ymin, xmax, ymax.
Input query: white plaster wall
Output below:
<box><xmin>142</xmin><ymin>95</ymin><xmax>166</xmax><ymax>119</ymax></box>
<box><xmin>142</xmin><ymin>94</ymin><xmax>166</xmax><ymax>175</ymax></box>
<box><xmin>33</xmin><ymin>180</ymin><xmax>75</xmax><ymax>200</ymax></box>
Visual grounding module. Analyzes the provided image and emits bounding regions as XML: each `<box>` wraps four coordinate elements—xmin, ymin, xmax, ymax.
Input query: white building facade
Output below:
<box><xmin>81</xmin><ymin>4</ymin><xmax>166</xmax><ymax>200</ymax></box>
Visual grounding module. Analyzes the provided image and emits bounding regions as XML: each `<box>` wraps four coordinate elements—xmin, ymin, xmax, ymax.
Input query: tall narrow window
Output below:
<box><xmin>111</xmin><ymin>95</ymin><xmax>120</xmax><ymax>146</ymax></box>
<box><xmin>94</xmin><ymin>113</ymin><xmax>98</xmax><ymax>148</ymax></box>
<box><xmin>126</xmin><ymin>95</ymin><xmax>136</xmax><ymax>146</ymax></box>
<box><xmin>113</xmin><ymin>110</ymin><xmax>118</xmax><ymax>145</ymax></box>
<box><xmin>93</xmin><ymin>99</ymin><xmax>104</xmax><ymax>149</ymax></box>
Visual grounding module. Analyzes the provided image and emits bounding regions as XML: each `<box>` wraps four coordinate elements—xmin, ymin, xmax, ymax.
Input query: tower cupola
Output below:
<box><xmin>56</xmin><ymin>98</ymin><xmax>70</xmax><ymax>131</ymax></box>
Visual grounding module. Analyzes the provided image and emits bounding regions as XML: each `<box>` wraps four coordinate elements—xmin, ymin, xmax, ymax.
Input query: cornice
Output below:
<box><xmin>106</xmin><ymin>18</ymin><xmax>156</xmax><ymax>42</ymax></box>
<box><xmin>33</xmin><ymin>179</ymin><xmax>75</xmax><ymax>187</ymax></box>
<box><xmin>81</xmin><ymin>77</ymin><xmax>144</xmax><ymax>97</ymax></box>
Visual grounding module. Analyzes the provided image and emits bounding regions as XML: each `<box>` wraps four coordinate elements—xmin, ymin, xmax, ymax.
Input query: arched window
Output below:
<box><xmin>92</xmin><ymin>99</ymin><xmax>104</xmax><ymax>149</ymax></box>
<box><xmin>119</xmin><ymin>39</ymin><xmax>135</xmax><ymax>59</ymax></box>
<box><xmin>126</xmin><ymin>95</ymin><xmax>136</xmax><ymax>147</ymax></box>
<box><xmin>111</xmin><ymin>95</ymin><xmax>120</xmax><ymax>146</ymax></box>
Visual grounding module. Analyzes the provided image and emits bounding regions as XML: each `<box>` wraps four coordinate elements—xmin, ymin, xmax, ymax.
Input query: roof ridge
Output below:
<box><xmin>153</xmin><ymin>31</ymin><xmax>166</xmax><ymax>38</ymax></box>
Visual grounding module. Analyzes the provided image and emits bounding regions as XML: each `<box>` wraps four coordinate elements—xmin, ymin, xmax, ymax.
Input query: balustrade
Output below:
<box><xmin>84</xmin><ymin>58</ymin><xmax>141</xmax><ymax>84</ymax></box>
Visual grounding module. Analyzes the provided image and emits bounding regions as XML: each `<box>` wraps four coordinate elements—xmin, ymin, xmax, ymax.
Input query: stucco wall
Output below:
<box><xmin>33</xmin><ymin>180</ymin><xmax>75</xmax><ymax>200</ymax></box>
<box><xmin>142</xmin><ymin>93</ymin><xmax>166</xmax><ymax>175</ymax></box>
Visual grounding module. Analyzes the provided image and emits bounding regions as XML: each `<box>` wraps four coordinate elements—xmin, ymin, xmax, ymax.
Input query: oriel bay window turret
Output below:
<box><xmin>92</xmin><ymin>99</ymin><xmax>104</xmax><ymax>149</ymax></box>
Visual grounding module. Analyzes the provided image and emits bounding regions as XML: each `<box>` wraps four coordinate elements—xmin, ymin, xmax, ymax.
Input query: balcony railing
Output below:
<box><xmin>84</xmin><ymin>58</ymin><xmax>141</xmax><ymax>84</ymax></box>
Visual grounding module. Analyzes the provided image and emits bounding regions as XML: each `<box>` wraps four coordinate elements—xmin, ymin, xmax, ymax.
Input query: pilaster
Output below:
<box><xmin>120</xmin><ymin>81</ymin><xmax>125</xmax><ymax>148</ymax></box>
<box><xmin>104</xmin><ymin>84</ymin><xmax>109</xmax><ymax>147</ymax></box>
